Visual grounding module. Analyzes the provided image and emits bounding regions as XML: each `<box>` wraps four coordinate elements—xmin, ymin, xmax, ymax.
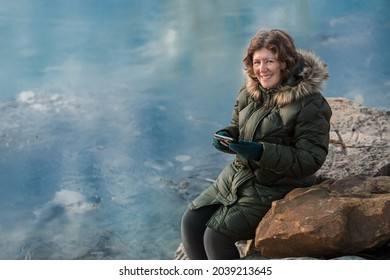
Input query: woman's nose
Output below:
<box><xmin>259</xmin><ymin>63</ymin><xmax>267</xmax><ymax>72</ymax></box>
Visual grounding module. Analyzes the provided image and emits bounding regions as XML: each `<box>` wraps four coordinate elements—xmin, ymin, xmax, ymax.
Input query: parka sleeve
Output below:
<box><xmin>258</xmin><ymin>96</ymin><xmax>332</xmax><ymax>177</ymax></box>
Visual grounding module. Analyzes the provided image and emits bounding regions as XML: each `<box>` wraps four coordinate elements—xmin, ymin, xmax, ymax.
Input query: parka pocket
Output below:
<box><xmin>252</xmin><ymin>184</ymin><xmax>290</xmax><ymax>205</ymax></box>
<box><xmin>217</xmin><ymin>162</ymin><xmax>255</xmax><ymax>205</ymax></box>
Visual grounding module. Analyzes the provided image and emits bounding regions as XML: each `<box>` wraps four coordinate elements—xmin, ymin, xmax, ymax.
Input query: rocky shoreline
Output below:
<box><xmin>173</xmin><ymin>97</ymin><xmax>390</xmax><ymax>260</ymax></box>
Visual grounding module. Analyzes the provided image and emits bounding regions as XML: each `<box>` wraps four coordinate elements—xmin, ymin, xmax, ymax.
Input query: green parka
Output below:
<box><xmin>189</xmin><ymin>50</ymin><xmax>332</xmax><ymax>240</ymax></box>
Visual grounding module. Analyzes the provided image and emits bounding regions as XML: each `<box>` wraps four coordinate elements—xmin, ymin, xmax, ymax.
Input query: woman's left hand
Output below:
<box><xmin>229</xmin><ymin>140</ymin><xmax>264</xmax><ymax>161</ymax></box>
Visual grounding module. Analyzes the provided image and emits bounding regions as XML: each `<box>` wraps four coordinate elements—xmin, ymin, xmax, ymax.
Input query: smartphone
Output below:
<box><xmin>214</xmin><ymin>133</ymin><xmax>236</xmax><ymax>147</ymax></box>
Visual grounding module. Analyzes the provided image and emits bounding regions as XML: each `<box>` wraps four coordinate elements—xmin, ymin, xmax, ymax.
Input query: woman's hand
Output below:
<box><xmin>212</xmin><ymin>130</ymin><xmax>233</xmax><ymax>151</ymax></box>
<box><xmin>229</xmin><ymin>140</ymin><xmax>264</xmax><ymax>161</ymax></box>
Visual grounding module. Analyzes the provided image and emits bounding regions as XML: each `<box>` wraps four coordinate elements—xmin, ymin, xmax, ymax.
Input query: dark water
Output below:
<box><xmin>0</xmin><ymin>0</ymin><xmax>389</xmax><ymax>259</ymax></box>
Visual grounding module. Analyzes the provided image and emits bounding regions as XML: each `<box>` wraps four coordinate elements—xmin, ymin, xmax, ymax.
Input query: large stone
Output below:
<box><xmin>255</xmin><ymin>175</ymin><xmax>390</xmax><ymax>258</ymax></box>
<box><xmin>317</xmin><ymin>98</ymin><xmax>390</xmax><ymax>180</ymax></box>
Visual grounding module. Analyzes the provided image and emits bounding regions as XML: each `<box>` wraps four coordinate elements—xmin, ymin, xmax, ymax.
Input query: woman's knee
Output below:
<box><xmin>203</xmin><ymin>227</ymin><xmax>240</xmax><ymax>260</ymax></box>
<box><xmin>181</xmin><ymin>205</ymin><xmax>220</xmax><ymax>232</ymax></box>
<box><xmin>181</xmin><ymin>208</ymin><xmax>201</xmax><ymax>233</ymax></box>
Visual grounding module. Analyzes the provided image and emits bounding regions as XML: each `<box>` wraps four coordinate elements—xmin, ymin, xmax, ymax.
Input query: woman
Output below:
<box><xmin>181</xmin><ymin>29</ymin><xmax>332</xmax><ymax>259</ymax></box>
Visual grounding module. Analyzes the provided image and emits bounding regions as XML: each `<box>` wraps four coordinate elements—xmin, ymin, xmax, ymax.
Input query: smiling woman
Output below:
<box><xmin>181</xmin><ymin>28</ymin><xmax>332</xmax><ymax>260</ymax></box>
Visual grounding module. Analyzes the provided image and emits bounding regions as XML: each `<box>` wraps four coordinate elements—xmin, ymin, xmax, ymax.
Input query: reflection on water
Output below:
<box><xmin>0</xmin><ymin>0</ymin><xmax>389</xmax><ymax>259</ymax></box>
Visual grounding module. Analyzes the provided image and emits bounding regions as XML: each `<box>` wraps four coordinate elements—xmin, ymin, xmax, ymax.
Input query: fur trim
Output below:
<box><xmin>245</xmin><ymin>50</ymin><xmax>329</xmax><ymax>107</ymax></box>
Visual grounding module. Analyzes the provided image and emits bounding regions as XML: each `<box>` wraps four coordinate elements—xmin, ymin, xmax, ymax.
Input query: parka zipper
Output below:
<box><xmin>249</xmin><ymin>92</ymin><xmax>276</xmax><ymax>141</ymax></box>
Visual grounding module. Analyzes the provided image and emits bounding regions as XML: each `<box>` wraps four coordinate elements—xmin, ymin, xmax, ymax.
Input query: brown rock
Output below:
<box><xmin>255</xmin><ymin>175</ymin><xmax>390</xmax><ymax>259</ymax></box>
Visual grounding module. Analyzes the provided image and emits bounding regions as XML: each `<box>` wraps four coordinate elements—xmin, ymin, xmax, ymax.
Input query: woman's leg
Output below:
<box><xmin>180</xmin><ymin>205</ymin><xmax>220</xmax><ymax>260</ymax></box>
<box><xmin>203</xmin><ymin>227</ymin><xmax>240</xmax><ymax>260</ymax></box>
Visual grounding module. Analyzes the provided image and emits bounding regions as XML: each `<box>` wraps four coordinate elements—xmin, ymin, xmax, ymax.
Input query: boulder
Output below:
<box><xmin>316</xmin><ymin>98</ymin><xmax>390</xmax><ymax>180</ymax></box>
<box><xmin>254</xmin><ymin>175</ymin><xmax>390</xmax><ymax>258</ymax></box>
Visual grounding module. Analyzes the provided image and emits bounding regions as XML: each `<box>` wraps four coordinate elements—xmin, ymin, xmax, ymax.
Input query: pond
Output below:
<box><xmin>0</xmin><ymin>0</ymin><xmax>389</xmax><ymax>259</ymax></box>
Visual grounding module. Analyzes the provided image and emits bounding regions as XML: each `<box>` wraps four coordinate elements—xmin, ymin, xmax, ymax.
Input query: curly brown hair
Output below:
<box><xmin>243</xmin><ymin>29</ymin><xmax>302</xmax><ymax>85</ymax></box>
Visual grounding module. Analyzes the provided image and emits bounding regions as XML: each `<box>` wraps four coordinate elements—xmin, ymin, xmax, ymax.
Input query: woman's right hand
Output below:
<box><xmin>212</xmin><ymin>130</ymin><xmax>233</xmax><ymax>152</ymax></box>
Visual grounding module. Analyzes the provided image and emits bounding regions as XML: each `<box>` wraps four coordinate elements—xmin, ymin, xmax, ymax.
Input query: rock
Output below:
<box><xmin>374</xmin><ymin>163</ymin><xmax>390</xmax><ymax>177</ymax></box>
<box><xmin>254</xmin><ymin>175</ymin><xmax>390</xmax><ymax>258</ymax></box>
<box><xmin>317</xmin><ymin>98</ymin><xmax>390</xmax><ymax>180</ymax></box>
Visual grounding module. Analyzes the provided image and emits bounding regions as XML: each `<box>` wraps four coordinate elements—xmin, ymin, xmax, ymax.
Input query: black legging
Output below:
<box><xmin>181</xmin><ymin>205</ymin><xmax>240</xmax><ymax>260</ymax></box>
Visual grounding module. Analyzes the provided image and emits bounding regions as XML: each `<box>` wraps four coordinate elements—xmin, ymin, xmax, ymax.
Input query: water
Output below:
<box><xmin>0</xmin><ymin>0</ymin><xmax>389</xmax><ymax>259</ymax></box>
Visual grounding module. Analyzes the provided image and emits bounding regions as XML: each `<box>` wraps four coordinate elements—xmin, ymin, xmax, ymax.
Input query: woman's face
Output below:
<box><xmin>252</xmin><ymin>48</ymin><xmax>284</xmax><ymax>89</ymax></box>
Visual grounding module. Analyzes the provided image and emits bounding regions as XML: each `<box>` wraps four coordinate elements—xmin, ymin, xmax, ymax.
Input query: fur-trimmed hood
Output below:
<box><xmin>245</xmin><ymin>50</ymin><xmax>329</xmax><ymax>107</ymax></box>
